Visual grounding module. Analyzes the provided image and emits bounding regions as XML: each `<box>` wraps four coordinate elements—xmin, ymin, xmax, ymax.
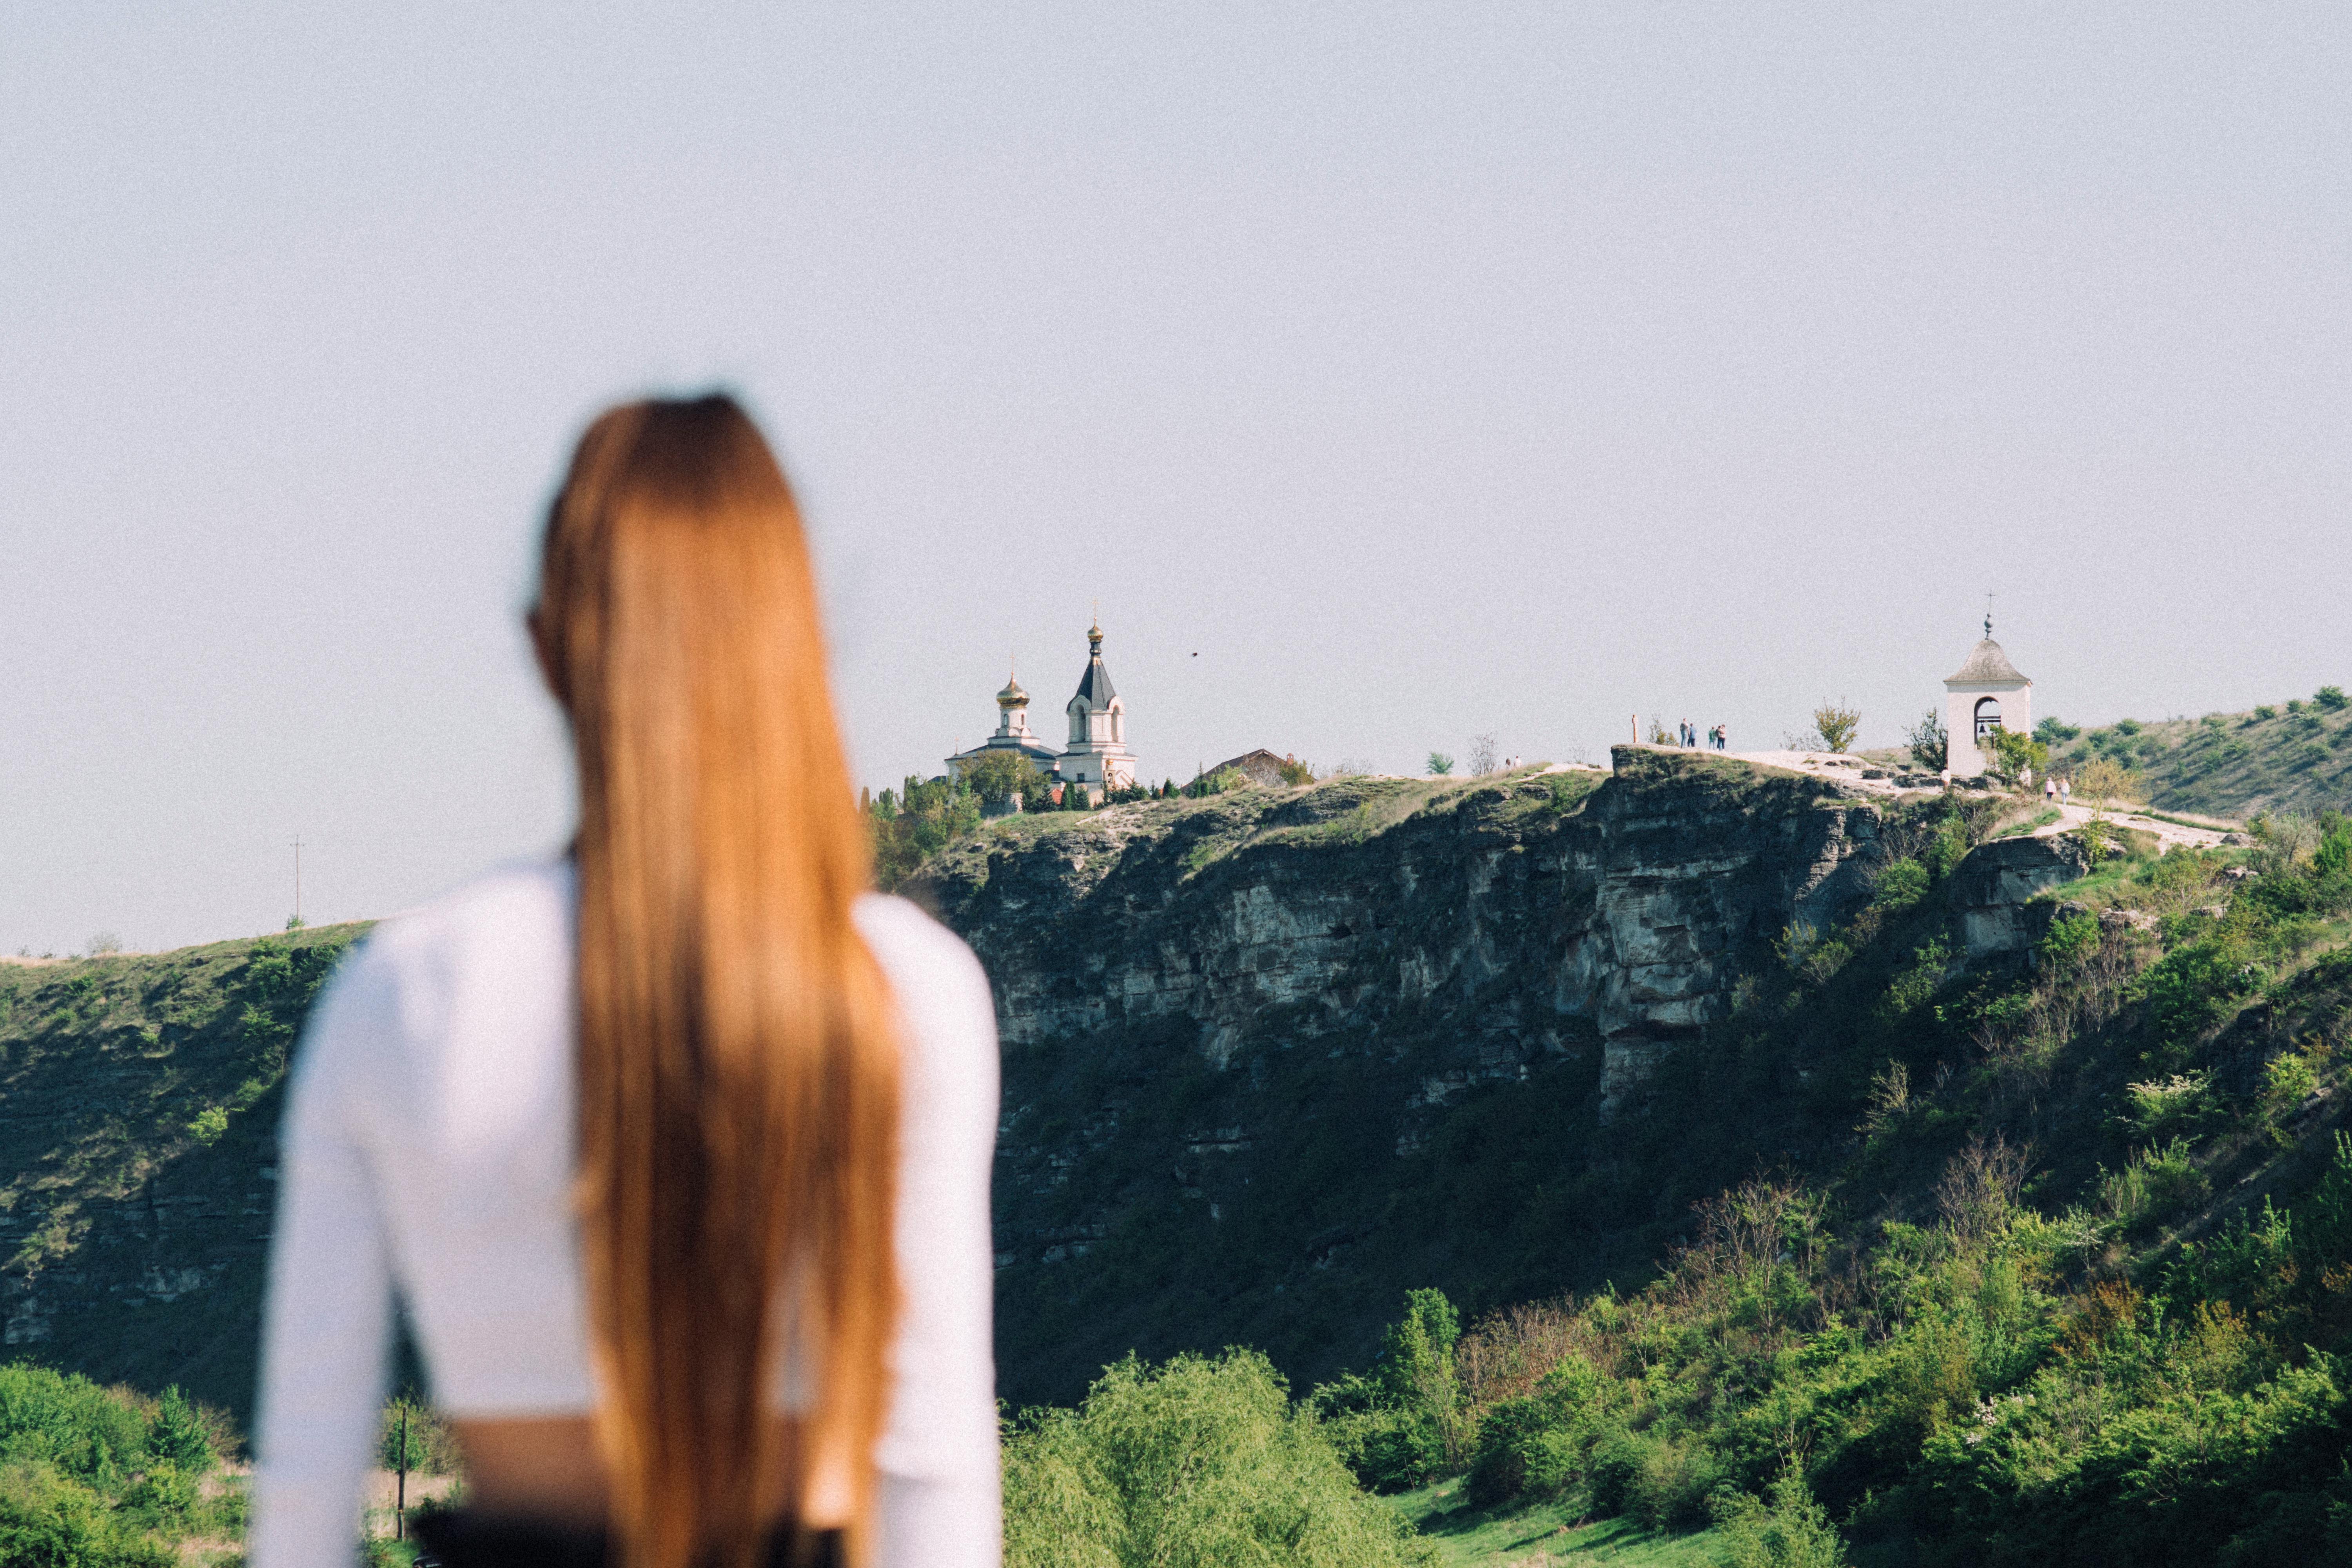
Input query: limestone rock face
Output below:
<box><xmin>916</xmin><ymin>750</ymin><xmax>1895</xmax><ymax>1342</ymax></box>
<box><xmin>1945</xmin><ymin>833</ymin><xmax>2094</xmax><ymax>957</ymax></box>
<box><xmin>925</xmin><ymin>753</ymin><xmax>1890</xmax><ymax>1133</ymax></box>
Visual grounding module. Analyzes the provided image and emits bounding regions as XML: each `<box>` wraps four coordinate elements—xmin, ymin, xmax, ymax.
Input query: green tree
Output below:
<box><xmin>1427</xmin><ymin>753</ymin><xmax>1454</xmax><ymax>777</ymax></box>
<box><xmin>144</xmin><ymin>1388</ymin><xmax>211</xmax><ymax>1473</ymax></box>
<box><xmin>1983</xmin><ymin>729</ymin><xmax>2050</xmax><ymax>788</ymax></box>
<box><xmin>1812</xmin><ymin>701</ymin><xmax>1861</xmax><ymax>755</ymax></box>
<box><xmin>868</xmin><ymin>773</ymin><xmax>983</xmax><ymax>887</ymax></box>
<box><xmin>957</xmin><ymin>749</ymin><xmax>1045</xmax><ymax>811</ymax></box>
<box><xmin>1907</xmin><ymin>709</ymin><xmax>1948</xmax><ymax>770</ymax></box>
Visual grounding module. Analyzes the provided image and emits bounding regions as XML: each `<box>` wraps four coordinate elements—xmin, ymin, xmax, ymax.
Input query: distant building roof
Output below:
<box><xmin>1945</xmin><ymin>637</ymin><xmax>2028</xmax><ymax>686</ymax></box>
<box><xmin>947</xmin><ymin>737</ymin><xmax>1062</xmax><ymax>769</ymax></box>
<box><xmin>1211</xmin><ymin>750</ymin><xmax>1300</xmax><ymax>788</ymax></box>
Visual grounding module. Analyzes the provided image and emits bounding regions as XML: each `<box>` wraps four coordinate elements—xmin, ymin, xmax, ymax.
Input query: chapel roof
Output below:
<box><xmin>1945</xmin><ymin>637</ymin><xmax>2028</xmax><ymax>686</ymax></box>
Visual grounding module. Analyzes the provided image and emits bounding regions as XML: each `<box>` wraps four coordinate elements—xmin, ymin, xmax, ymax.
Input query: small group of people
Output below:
<box><xmin>2043</xmin><ymin>774</ymin><xmax>2074</xmax><ymax>805</ymax></box>
<box><xmin>1676</xmin><ymin>720</ymin><xmax>1727</xmax><ymax>751</ymax></box>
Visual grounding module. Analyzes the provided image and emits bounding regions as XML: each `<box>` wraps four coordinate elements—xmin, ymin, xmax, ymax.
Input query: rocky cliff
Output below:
<box><xmin>915</xmin><ymin>748</ymin><xmax>1980</xmax><ymax>1403</ymax></box>
<box><xmin>0</xmin><ymin>750</ymin><xmax>2074</xmax><ymax>1423</ymax></box>
<box><xmin>0</xmin><ymin>928</ymin><xmax>356</xmax><ymax>1419</ymax></box>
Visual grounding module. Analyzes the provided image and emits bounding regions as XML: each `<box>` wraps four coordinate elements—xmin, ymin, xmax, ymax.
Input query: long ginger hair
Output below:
<box><xmin>532</xmin><ymin>396</ymin><xmax>900</xmax><ymax>1568</ymax></box>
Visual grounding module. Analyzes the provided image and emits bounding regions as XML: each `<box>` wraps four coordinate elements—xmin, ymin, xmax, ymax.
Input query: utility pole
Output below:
<box><xmin>291</xmin><ymin>837</ymin><xmax>304</xmax><ymax>927</ymax></box>
<box><xmin>395</xmin><ymin>1403</ymin><xmax>408</xmax><ymax>1539</ymax></box>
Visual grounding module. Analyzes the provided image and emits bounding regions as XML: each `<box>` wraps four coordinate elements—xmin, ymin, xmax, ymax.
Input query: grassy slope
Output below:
<box><xmin>0</xmin><ymin>924</ymin><xmax>365</xmax><ymax>1422</ymax></box>
<box><xmin>2038</xmin><ymin>693</ymin><xmax>2352</xmax><ymax>818</ymax></box>
<box><xmin>1392</xmin><ymin>1484</ymin><xmax>1725</xmax><ymax>1566</ymax></box>
<box><xmin>1338</xmin><ymin>811</ymin><xmax>2352</xmax><ymax>1566</ymax></box>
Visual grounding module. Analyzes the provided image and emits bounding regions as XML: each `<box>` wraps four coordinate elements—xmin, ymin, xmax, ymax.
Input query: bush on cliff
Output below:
<box><xmin>0</xmin><ymin>1366</ymin><xmax>234</xmax><ymax>1566</ymax></box>
<box><xmin>867</xmin><ymin>773</ymin><xmax>983</xmax><ymax>888</ymax></box>
<box><xmin>1001</xmin><ymin>1349</ymin><xmax>1436</xmax><ymax>1568</ymax></box>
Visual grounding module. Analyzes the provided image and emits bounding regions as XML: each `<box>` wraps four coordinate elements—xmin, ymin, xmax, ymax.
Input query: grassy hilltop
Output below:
<box><xmin>2038</xmin><ymin>686</ymin><xmax>2352</xmax><ymax>819</ymax></box>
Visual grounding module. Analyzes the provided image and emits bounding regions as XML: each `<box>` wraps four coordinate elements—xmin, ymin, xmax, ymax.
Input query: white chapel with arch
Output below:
<box><xmin>1942</xmin><ymin>616</ymin><xmax>2032</xmax><ymax>779</ymax></box>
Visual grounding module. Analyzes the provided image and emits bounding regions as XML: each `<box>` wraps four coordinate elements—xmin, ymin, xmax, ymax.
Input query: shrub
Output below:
<box><xmin>1871</xmin><ymin>858</ymin><xmax>1929</xmax><ymax>913</ymax></box>
<box><xmin>2099</xmin><ymin>1139</ymin><xmax>2210</xmax><ymax>1234</ymax></box>
<box><xmin>1426</xmin><ymin>753</ymin><xmax>1454</xmax><ymax>777</ymax></box>
<box><xmin>1623</xmin><ymin>1428</ymin><xmax>1722</xmax><ymax>1530</ymax></box>
<box><xmin>1713</xmin><ymin>1466</ymin><xmax>1849</xmax><ymax>1567</ymax></box>
<box><xmin>1184</xmin><ymin>767</ymin><xmax>1244</xmax><ymax>799</ymax></box>
<box><xmin>2318</xmin><ymin>685</ymin><xmax>2349</xmax><ymax>711</ymax></box>
<box><xmin>0</xmin><ymin>1463</ymin><xmax>172</xmax><ymax>1568</ymax></box>
<box><xmin>1881</xmin><ymin>937</ymin><xmax>1955</xmax><ymax>1019</ymax></box>
<box><xmin>868</xmin><ymin>773</ymin><xmax>984</xmax><ymax>887</ymax></box>
<box><xmin>1908</xmin><ymin>710</ymin><xmax>1949</xmax><ymax>770</ymax></box>
<box><xmin>2076</xmin><ymin>757</ymin><xmax>2145</xmax><ymax>814</ymax></box>
<box><xmin>1984</xmin><ymin>730</ymin><xmax>2050</xmax><ymax>788</ymax></box>
<box><xmin>1463</xmin><ymin>1354</ymin><xmax>1612</xmax><ymax>1506</ymax></box>
<box><xmin>1002</xmin><ymin>1350</ymin><xmax>1437</xmax><ymax>1568</ymax></box>
<box><xmin>2122</xmin><ymin>1072</ymin><xmax>2214</xmax><ymax>1139</ymax></box>
<box><xmin>1813</xmin><ymin>701</ymin><xmax>1861</xmax><ymax>755</ymax></box>
<box><xmin>2263</xmin><ymin>1048</ymin><xmax>2323</xmax><ymax>1127</ymax></box>
<box><xmin>2040</xmin><ymin>910</ymin><xmax>2100</xmax><ymax>972</ymax></box>
<box><xmin>2139</xmin><ymin>935</ymin><xmax>2259</xmax><ymax>1047</ymax></box>
<box><xmin>957</xmin><ymin>748</ymin><xmax>1046</xmax><ymax>811</ymax></box>
<box><xmin>143</xmin><ymin>1388</ymin><xmax>210</xmax><ymax>1474</ymax></box>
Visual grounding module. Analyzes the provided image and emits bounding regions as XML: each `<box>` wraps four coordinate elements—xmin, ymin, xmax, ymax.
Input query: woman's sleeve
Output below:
<box><xmin>250</xmin><ymin>953</ymin><xmax>399</xmax><ymax>1568</ymax></box>
<box><xmin>868</xmin><ymin>908</ymin><xmax>1004</xmax><ymax>1568</ymax></box>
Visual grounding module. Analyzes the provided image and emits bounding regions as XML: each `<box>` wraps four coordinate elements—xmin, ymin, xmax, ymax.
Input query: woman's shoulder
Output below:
<box><xmin>305</xmin><ymin>860</ymin><xmax>575</xmax><ymax>1054</ymax></box>
<box><xmin>852</xmin><ymin>893</ymin><xmax>981</xmax><ymax>986</ymax></box>
<box><xmin>852</xmin><ymin>895</ymin><xmax>998</xmax><ymax>1096</ymax></box>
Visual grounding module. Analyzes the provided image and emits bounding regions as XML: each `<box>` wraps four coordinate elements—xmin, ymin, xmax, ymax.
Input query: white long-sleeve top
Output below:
<box><xmin>250</xmin><ymin>861</ymin><xmax>1002</xmax><ymax>1568</ymax></box>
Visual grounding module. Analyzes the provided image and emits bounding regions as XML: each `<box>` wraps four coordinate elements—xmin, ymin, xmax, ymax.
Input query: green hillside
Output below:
<box><xmin>0</xmin><ymin>924</ymin><xmax>364</xmax><ymax>1422</ymax></box>
<box><xmin>1273</xmin><ymin>809</ymin><xmax>2352</xmax><ymax>1567</ymax></box>
<box><xmin>2037</xmin><ymin>685</ymin><xmax>2352</xmax><ymax>819</ymax></box>
<box><xmin>5</xmin><ymin>762</ymin><xmax>2351</xmax><ymax>1566</ymax></box>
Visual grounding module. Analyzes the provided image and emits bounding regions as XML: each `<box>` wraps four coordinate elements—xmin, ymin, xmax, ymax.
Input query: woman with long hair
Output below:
<box><xmin>250</xmin><ymin>396</ymin><xmax>1002</xmax><ymax>1568</ymax></box>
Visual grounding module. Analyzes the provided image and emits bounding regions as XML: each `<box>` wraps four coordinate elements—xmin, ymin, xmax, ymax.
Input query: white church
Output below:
<box><xmin>946</xmin><ymin>619</ymin><xmax>1138</xmax><ymax>803</ymax></box>
<box><xmin>1942</xmin><ymin>614</ymin><xmax>2032</xmax><ymax>778</ymax></box>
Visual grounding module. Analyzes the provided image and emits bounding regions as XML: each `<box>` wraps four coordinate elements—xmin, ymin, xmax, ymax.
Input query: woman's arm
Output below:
<box><xmin>250</xmin><ymin>957</ymin><xmax>399</xmax><ymax>1568</ymax></box>
<box><xmin>860</xmin><ymin>899</ymin><xmax>1004</xmax><ymax>1567</ymax></box>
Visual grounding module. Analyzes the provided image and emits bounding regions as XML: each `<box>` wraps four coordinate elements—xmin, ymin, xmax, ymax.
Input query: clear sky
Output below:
<box><xmin>4</xmin><ymin>4</ymin><xmax>2348</xmax><ymax>955</ymax></box>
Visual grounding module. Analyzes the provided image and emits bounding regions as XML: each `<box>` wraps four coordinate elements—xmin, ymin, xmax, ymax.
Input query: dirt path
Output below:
<box><xmin>1699</xmin><ymin>746</ymin><xmax>2242</xmax><ymax>853</ymax></box>
<box><xmin>2034</xmin><ymin>800</ymin><xmax>2234</xmax><ymax>851</ymax></box>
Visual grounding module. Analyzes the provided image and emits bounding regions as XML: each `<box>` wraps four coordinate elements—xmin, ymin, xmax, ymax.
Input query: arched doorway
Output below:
<box><xmin>1974</xmin><ymin>696</ymin><xmax>2004</xmax><ymax>741</ymax></box>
